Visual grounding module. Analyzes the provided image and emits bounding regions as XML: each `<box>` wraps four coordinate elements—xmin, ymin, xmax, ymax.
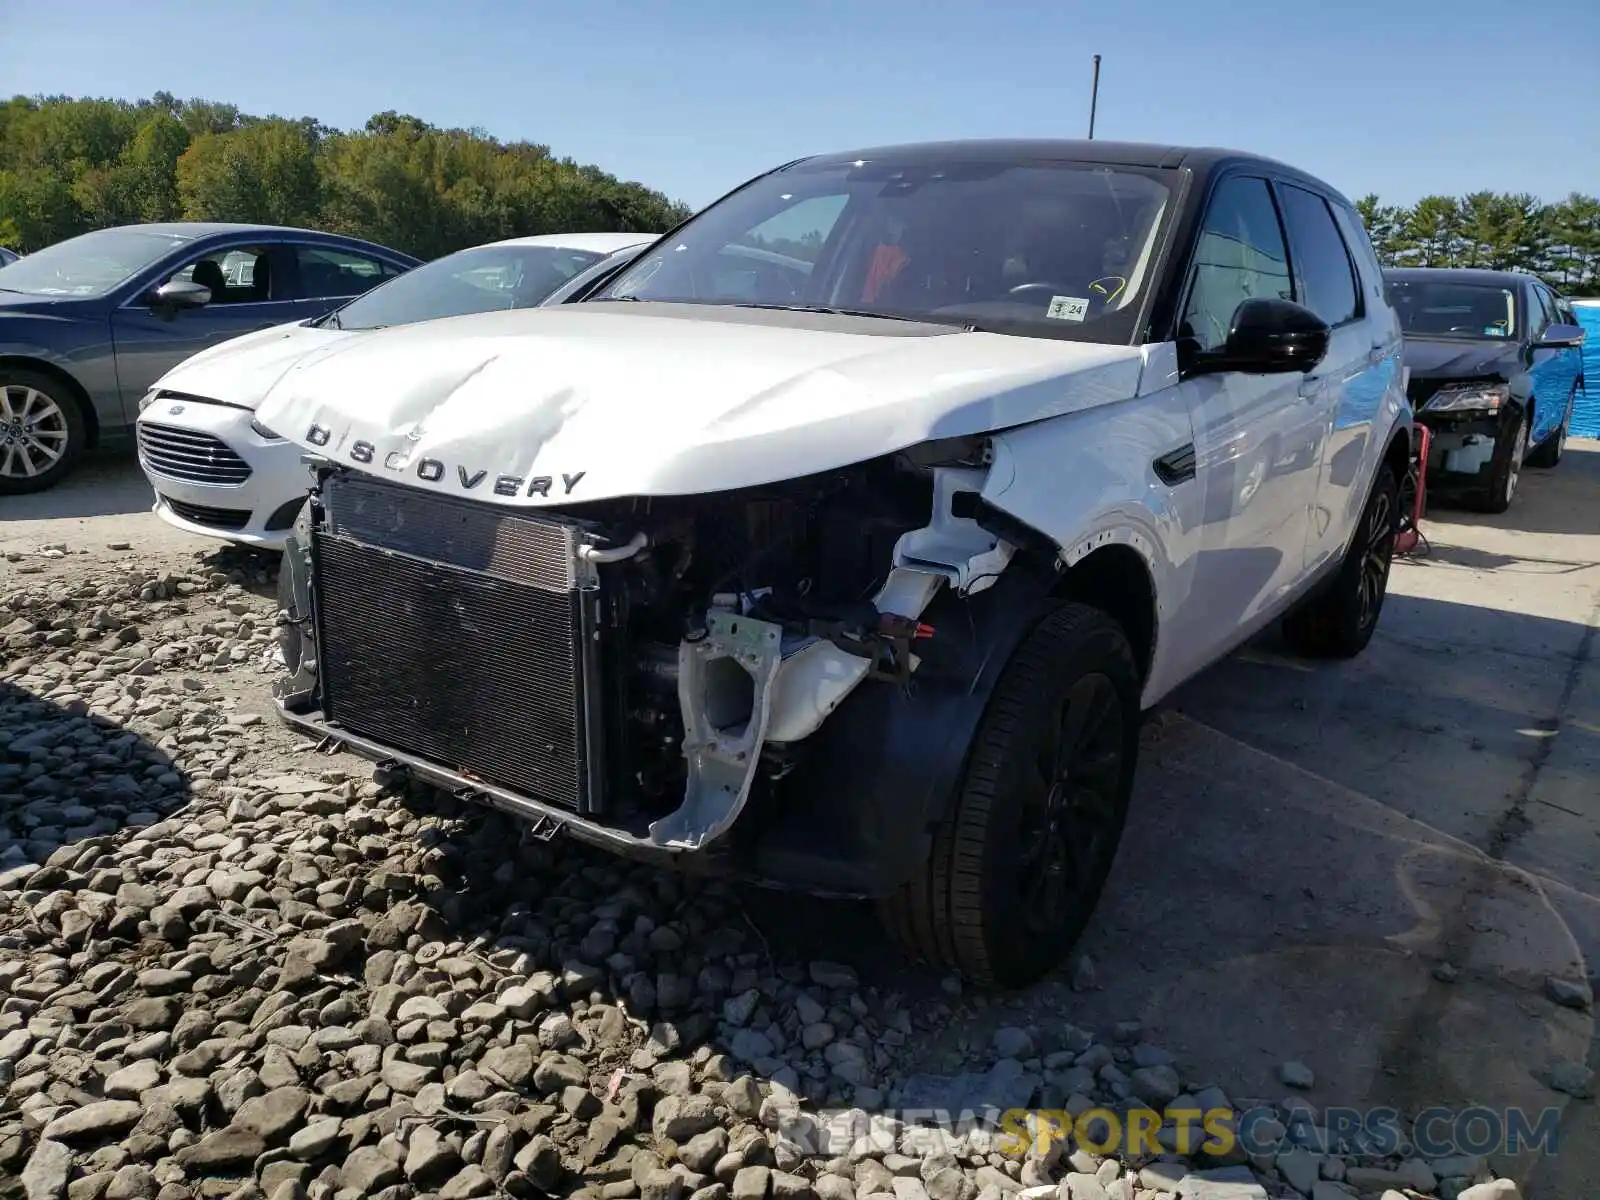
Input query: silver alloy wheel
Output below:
<box><xmin>0</xmin><ymin>384</ymin><xmax>69</xmax><ymax>480</ymax></box>
<box><xmin>1504</xmin><ymin>418</ymin><xmax>1527</xmax><ymax>505</ymax></box>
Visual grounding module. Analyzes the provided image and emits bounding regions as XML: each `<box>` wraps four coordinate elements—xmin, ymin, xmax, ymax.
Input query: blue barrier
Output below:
<box><xmin>1574</xmin><ymin>302</ymin><xmax>1600</xmax><ymax>439</ymax></box>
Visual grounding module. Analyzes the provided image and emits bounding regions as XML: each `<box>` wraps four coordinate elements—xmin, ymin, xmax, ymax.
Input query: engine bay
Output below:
<box><xmin>547</xmin><ymin>439</ymin><xmax>994</xmax><ymax>830</ymax></box>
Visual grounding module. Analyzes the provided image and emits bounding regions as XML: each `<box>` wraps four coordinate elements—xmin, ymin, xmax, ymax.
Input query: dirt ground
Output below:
<box><xmin>5</xmin><ymin>441</ymin><xmax>1598</xmax><ymax>1197</ymax></box>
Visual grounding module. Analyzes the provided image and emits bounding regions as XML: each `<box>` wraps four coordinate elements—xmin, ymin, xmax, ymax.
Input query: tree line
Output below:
<box><xmin>1355</xmin><ymin>192</ymin><xmax>1600</xmax><ymax>295</ymax></box>
<box><xmin>0</xmin><ymin>94</ymin><xmax>692</xmax><ymax>260</ymax></box>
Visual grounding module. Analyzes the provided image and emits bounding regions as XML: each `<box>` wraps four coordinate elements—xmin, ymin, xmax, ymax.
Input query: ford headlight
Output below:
<box><xmin>250</xmin><ymin>418</ymin><xmax>284</xmax><ymax>440</ymax></box>
<box><xmin>137</xmin><ymin>389</ymin><xmax>159</xmax><ymax>413</ymax></box>
<box><xmin>1422</xmin><ymin>382</ymin><xmax>1508</xmax><ymax>414</ymax></box>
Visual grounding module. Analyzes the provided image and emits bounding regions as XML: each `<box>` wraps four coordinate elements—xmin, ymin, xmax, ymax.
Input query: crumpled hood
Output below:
<box><xmin>1401</xmin><ymin>336</ymin><xmax>1519</xmax><ymax>382</ymax></box>
<box><xmin>254</xmin><ymin>301</ymin><xmax>1148</xmax><ymax>506</ymax></box>
<box><xmin>151</xmin><ymin>320</ymin><xmax>356</xmax><ymax>410</ymax></box>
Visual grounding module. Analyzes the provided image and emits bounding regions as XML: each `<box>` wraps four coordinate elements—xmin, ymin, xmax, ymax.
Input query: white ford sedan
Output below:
<box><xmin>134</xmin><ymin>231</ymin><xmax>654</xmax><ymax>550</ymax></box>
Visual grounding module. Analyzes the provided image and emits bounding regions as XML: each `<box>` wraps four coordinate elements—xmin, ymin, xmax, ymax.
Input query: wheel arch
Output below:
<box><xmin>746</xmin><ymin>509</ymin><xmax>1162</xmax><ymax>898</ymax></box>
<box><xmin>0</xmin><ymin>355</ymin><xmax>99</xmax><ymax>448</ymax></box>
<box><xmin>1048</xmin><ymin>542</ymin><xmax>1158</xmax><ymax>685</ymax></box>
<box><xmin>1381</xmin><ymin>421</ymin><xmax>1411</xmax><ymax>490</ymax></box>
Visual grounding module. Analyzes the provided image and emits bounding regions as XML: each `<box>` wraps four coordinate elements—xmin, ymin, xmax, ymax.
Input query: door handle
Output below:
<box><xmin>1298</xmin><ymin>378</ymin><xmax>1325</xmax><ymax>401</ymax></box>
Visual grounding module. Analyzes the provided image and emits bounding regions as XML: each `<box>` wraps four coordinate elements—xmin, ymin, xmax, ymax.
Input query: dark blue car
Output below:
<box><xmin>0</xmin><ymin>222</ymin><xmax>420</xmax><ymax>494</ymax></box>
<box><xmin>1386</xmin><ymin>267</ymin><xmax>1586</xmax><ymax>513</ymax></box>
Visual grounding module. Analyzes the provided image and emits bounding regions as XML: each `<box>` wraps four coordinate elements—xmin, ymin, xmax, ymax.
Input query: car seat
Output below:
<box><xmin>251</xmin><ymin>253</ymin><xmax>272</xmax><ymax>301</ymax></box>
<box><xmin>190</xmin><ymin>260</ymin><xmax>227</xmax><ymax>300</ymax></box>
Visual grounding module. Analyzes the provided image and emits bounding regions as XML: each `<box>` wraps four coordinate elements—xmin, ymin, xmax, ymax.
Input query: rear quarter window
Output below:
<box><xmin>1330</xmin><ymin>202</ymin><xmax>1387</xmax><ymax>312</ymax></box>
<box><xmin>1275</xmin><ymin>183</ymin><xmax>1360</xmax><ymax>327</ymax></box>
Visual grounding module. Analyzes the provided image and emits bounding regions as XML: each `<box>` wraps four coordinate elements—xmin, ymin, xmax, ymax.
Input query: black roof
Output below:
<box><xmin>1382</xmin><ymin>266</ymin><xmax>1539</xmax><ymax>289</ymax></box>
<box><xmin>791</xmin><ymin>138</ymin><xmax>1350</xmax><ymax>202</ymax></box>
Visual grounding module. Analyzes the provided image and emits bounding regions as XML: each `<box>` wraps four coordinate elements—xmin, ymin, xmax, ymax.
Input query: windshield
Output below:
<box><xmin>1386</xmin><ymin>279</ymin><xmax>1518</xmax><ymax>340</ymax></box>
<box><xmin>0</xmin><ymin>227</ymin><xmax>188</xmax><ymax>297</ymax></box>
<box><xmin>325</xmin><ymin>244</ymin><xmax>608</xmax><ymax>330</ymax></box>
<box><xmin>594</xmin><ymin>156</ymin><xmax>1177</xmax><ymax>342</ymax></box>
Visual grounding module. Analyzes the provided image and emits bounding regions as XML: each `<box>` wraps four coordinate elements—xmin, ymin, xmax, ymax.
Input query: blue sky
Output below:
<box><xmin>5</xmin><ymin>0</ymin><xmax>1596</xmax><ymax>212</ymax></box>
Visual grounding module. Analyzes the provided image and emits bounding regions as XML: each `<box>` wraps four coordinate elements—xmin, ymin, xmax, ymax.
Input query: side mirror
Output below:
<box><xmin>150</xmin><ymin>279</ymin><xmax>212</xmax><ymax>309</ymax></box>
<box><xmin>1539</xmin><ymin>322</ymin><xmax>1586</xmax><ymax>349</ymax></box>
<box><xmin>1190</xmin><ymin>297</ymin><xmax>1331</xmax><ymax>376</ymax></box>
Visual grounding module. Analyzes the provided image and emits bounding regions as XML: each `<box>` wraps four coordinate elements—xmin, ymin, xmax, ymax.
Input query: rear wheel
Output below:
<box><xmin>880</xmin><ymin>602</ymin><xmax>1141</xmax><ymax>988</ymax></box>
<box><xmin>0</xmin><ymin>370</ymin><xmax>86</xmax><ymax>495</ymax></box>
<box><xmin>1282</xmin><ymin>461</ymin><xmax>1399</xmax><ymax>660</ymax></box>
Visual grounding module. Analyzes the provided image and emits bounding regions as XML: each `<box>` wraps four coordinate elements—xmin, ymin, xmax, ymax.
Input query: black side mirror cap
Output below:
<box><xmin>1188</xmin><ymin>296</ymin><xmax>1331</xmax><ymax>376</ymax></box>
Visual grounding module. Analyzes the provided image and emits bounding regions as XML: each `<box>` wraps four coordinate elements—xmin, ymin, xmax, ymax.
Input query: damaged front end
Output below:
<box><xmin>1408</xmin><ymin>378</ymin><xmax>1516</xmax><ymax>481</ymax></box>
<box><xmin>273</xmin><ymin>436</ymin><xmax>1037</xmax><ymax>893</ymax></box>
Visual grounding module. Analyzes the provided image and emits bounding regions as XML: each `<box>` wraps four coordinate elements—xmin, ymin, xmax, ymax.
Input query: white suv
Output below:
<box><xmin>260</xmin><ymin>139</ymin><xmax>1411</xmax><ymax>987</ymax></box>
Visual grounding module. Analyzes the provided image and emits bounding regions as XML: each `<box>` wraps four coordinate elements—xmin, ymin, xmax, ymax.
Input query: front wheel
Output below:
<box><xmin>1526</xmin><ymin>389</ymin><xmax>1574</xmax><ymax>469</ymax></box>
<box><xmin>1470</xmin><ymin>408</ymin><xmax>1528</xmax><ymax>514</ymax></box>
<box><xmin>880</xmin><ymin>602</ymin><xmax>1141</xmax><ymax>988</ymax></box>
<box><xmin>0</xmin><ymin>370</ymin><xmax>87</xmax><ymax>495</ymax></box>
<box><xmin>1282</xmin><ymin>461</ymin><xmax>1399</xmax><ymax>660</ymax></box>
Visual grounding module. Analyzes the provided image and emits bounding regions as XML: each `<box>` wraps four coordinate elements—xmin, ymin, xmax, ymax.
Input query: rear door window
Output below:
<box><xmin>291</xmin><ymin>245</ymin><xmax>394</xmax><ymax>302</ymax></box>
<box><xmin>1275</xmin><ymin>184</ymin><xmax>1360</xmax><ymax>327</ymax></box>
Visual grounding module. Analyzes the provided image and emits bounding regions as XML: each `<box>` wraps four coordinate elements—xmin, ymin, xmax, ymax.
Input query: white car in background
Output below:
<box><xmin>135</xmin><ymin>231</ymin><xmax>654</xmax><ymax>549</ymax></box>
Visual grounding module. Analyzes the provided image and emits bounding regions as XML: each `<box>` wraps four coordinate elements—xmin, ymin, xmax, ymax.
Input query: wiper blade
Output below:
<box><xmin>732</xmin><ymin>302</ymin><xmax>924</xmax><ymax>321</ymax></box>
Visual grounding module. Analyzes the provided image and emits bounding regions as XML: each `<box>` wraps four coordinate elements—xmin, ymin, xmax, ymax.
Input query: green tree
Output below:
<box><xmin>0</xmin><ymin>92</ymin><xmax>690</xmax><ymax>256</ymax></box>
<box><xmin>1395</xmin><ymin>196</ymin><xmax>1464</xmax><ymax>267</ymax></box>
<box><xmin>176</xmin><ymin>121</ymin><xmax>322</xmax><ymax>226</ymax></box>
<box><xmin>1355</xmin><ymin>194</ymin><xmax>1406</xmax><ymax>265</ymax></box>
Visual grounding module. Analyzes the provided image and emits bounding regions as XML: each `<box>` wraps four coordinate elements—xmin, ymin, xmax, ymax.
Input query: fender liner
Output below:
<box><xmin>745</xmin><ymin>556</ymin><xmax>1060</xmax><ymax>897</ymax></box>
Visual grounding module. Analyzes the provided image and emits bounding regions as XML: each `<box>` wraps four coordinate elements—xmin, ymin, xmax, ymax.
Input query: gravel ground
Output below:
<box><xmin>0</xmin><ymin>531</ymin><xmax>1545</xmax><ymax>1200</ymax></box>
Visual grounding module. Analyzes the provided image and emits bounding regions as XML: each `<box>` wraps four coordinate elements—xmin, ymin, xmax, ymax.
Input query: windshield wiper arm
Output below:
<box><xmin>732</xmin><ymin>302</ymin><xmax>920</xmax><ymax>321</ymax></box>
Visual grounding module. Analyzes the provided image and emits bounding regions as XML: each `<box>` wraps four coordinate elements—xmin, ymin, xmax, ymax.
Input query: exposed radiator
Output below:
<box><xmin>310</xmin><ymin>474</ymin><xmax>605</xmax><ymax>812</ymax></box>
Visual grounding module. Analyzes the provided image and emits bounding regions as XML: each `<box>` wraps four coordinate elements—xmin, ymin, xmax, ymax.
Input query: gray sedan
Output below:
<box><xmin>0</xmin><ymin>222</ymin><xmax>421</xmax><ymax>494</ymax></box>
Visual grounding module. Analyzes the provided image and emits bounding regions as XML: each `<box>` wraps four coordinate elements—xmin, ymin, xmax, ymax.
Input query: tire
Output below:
<box><xmin>1469</xmin><ymin>408</ymin><xmax>1528</xmax><ymax>514</ymax></box>
<box><xmin>1282</xmin><ymin>461</ymin><xmax>1400</xmax><ymax>660</ymax></box>
<box><xmin>1526</xmin><ymin>388</ymin><xmax>1574</xmax><ymax>469</ymax></box>
<box><xmin>0</xmin><ymin>369</ymin><xmax>87</xmax><ymax>495</ymax></box>
<box><xmin>879</xmin><ymin>602</ymin><xmax>1141</xmax><ymax>988</ymax></box>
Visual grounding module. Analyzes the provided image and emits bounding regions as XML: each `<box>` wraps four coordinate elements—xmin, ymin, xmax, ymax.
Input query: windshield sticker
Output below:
<box><xmin>1046</xmin><ymin>295</ymin><xmax>1089</xmax><ymax>322</ymax></box>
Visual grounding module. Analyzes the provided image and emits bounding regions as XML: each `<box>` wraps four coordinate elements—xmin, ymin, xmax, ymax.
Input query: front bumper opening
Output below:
<box><xmin>159</xmin><ymin>493</ymin><xmax>251</xmax><ymax>531</ymax></box>
<box><xmin>1415</xmin><ymin>412</ymin><xmax>1504</xmax><ymax>478</ymax></box>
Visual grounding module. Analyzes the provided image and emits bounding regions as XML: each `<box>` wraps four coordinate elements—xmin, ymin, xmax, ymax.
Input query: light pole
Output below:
<box><xmin>1088</xmin><ymin>54</ymin><xmax>1101</xmax><ymax>139</ymax></box>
